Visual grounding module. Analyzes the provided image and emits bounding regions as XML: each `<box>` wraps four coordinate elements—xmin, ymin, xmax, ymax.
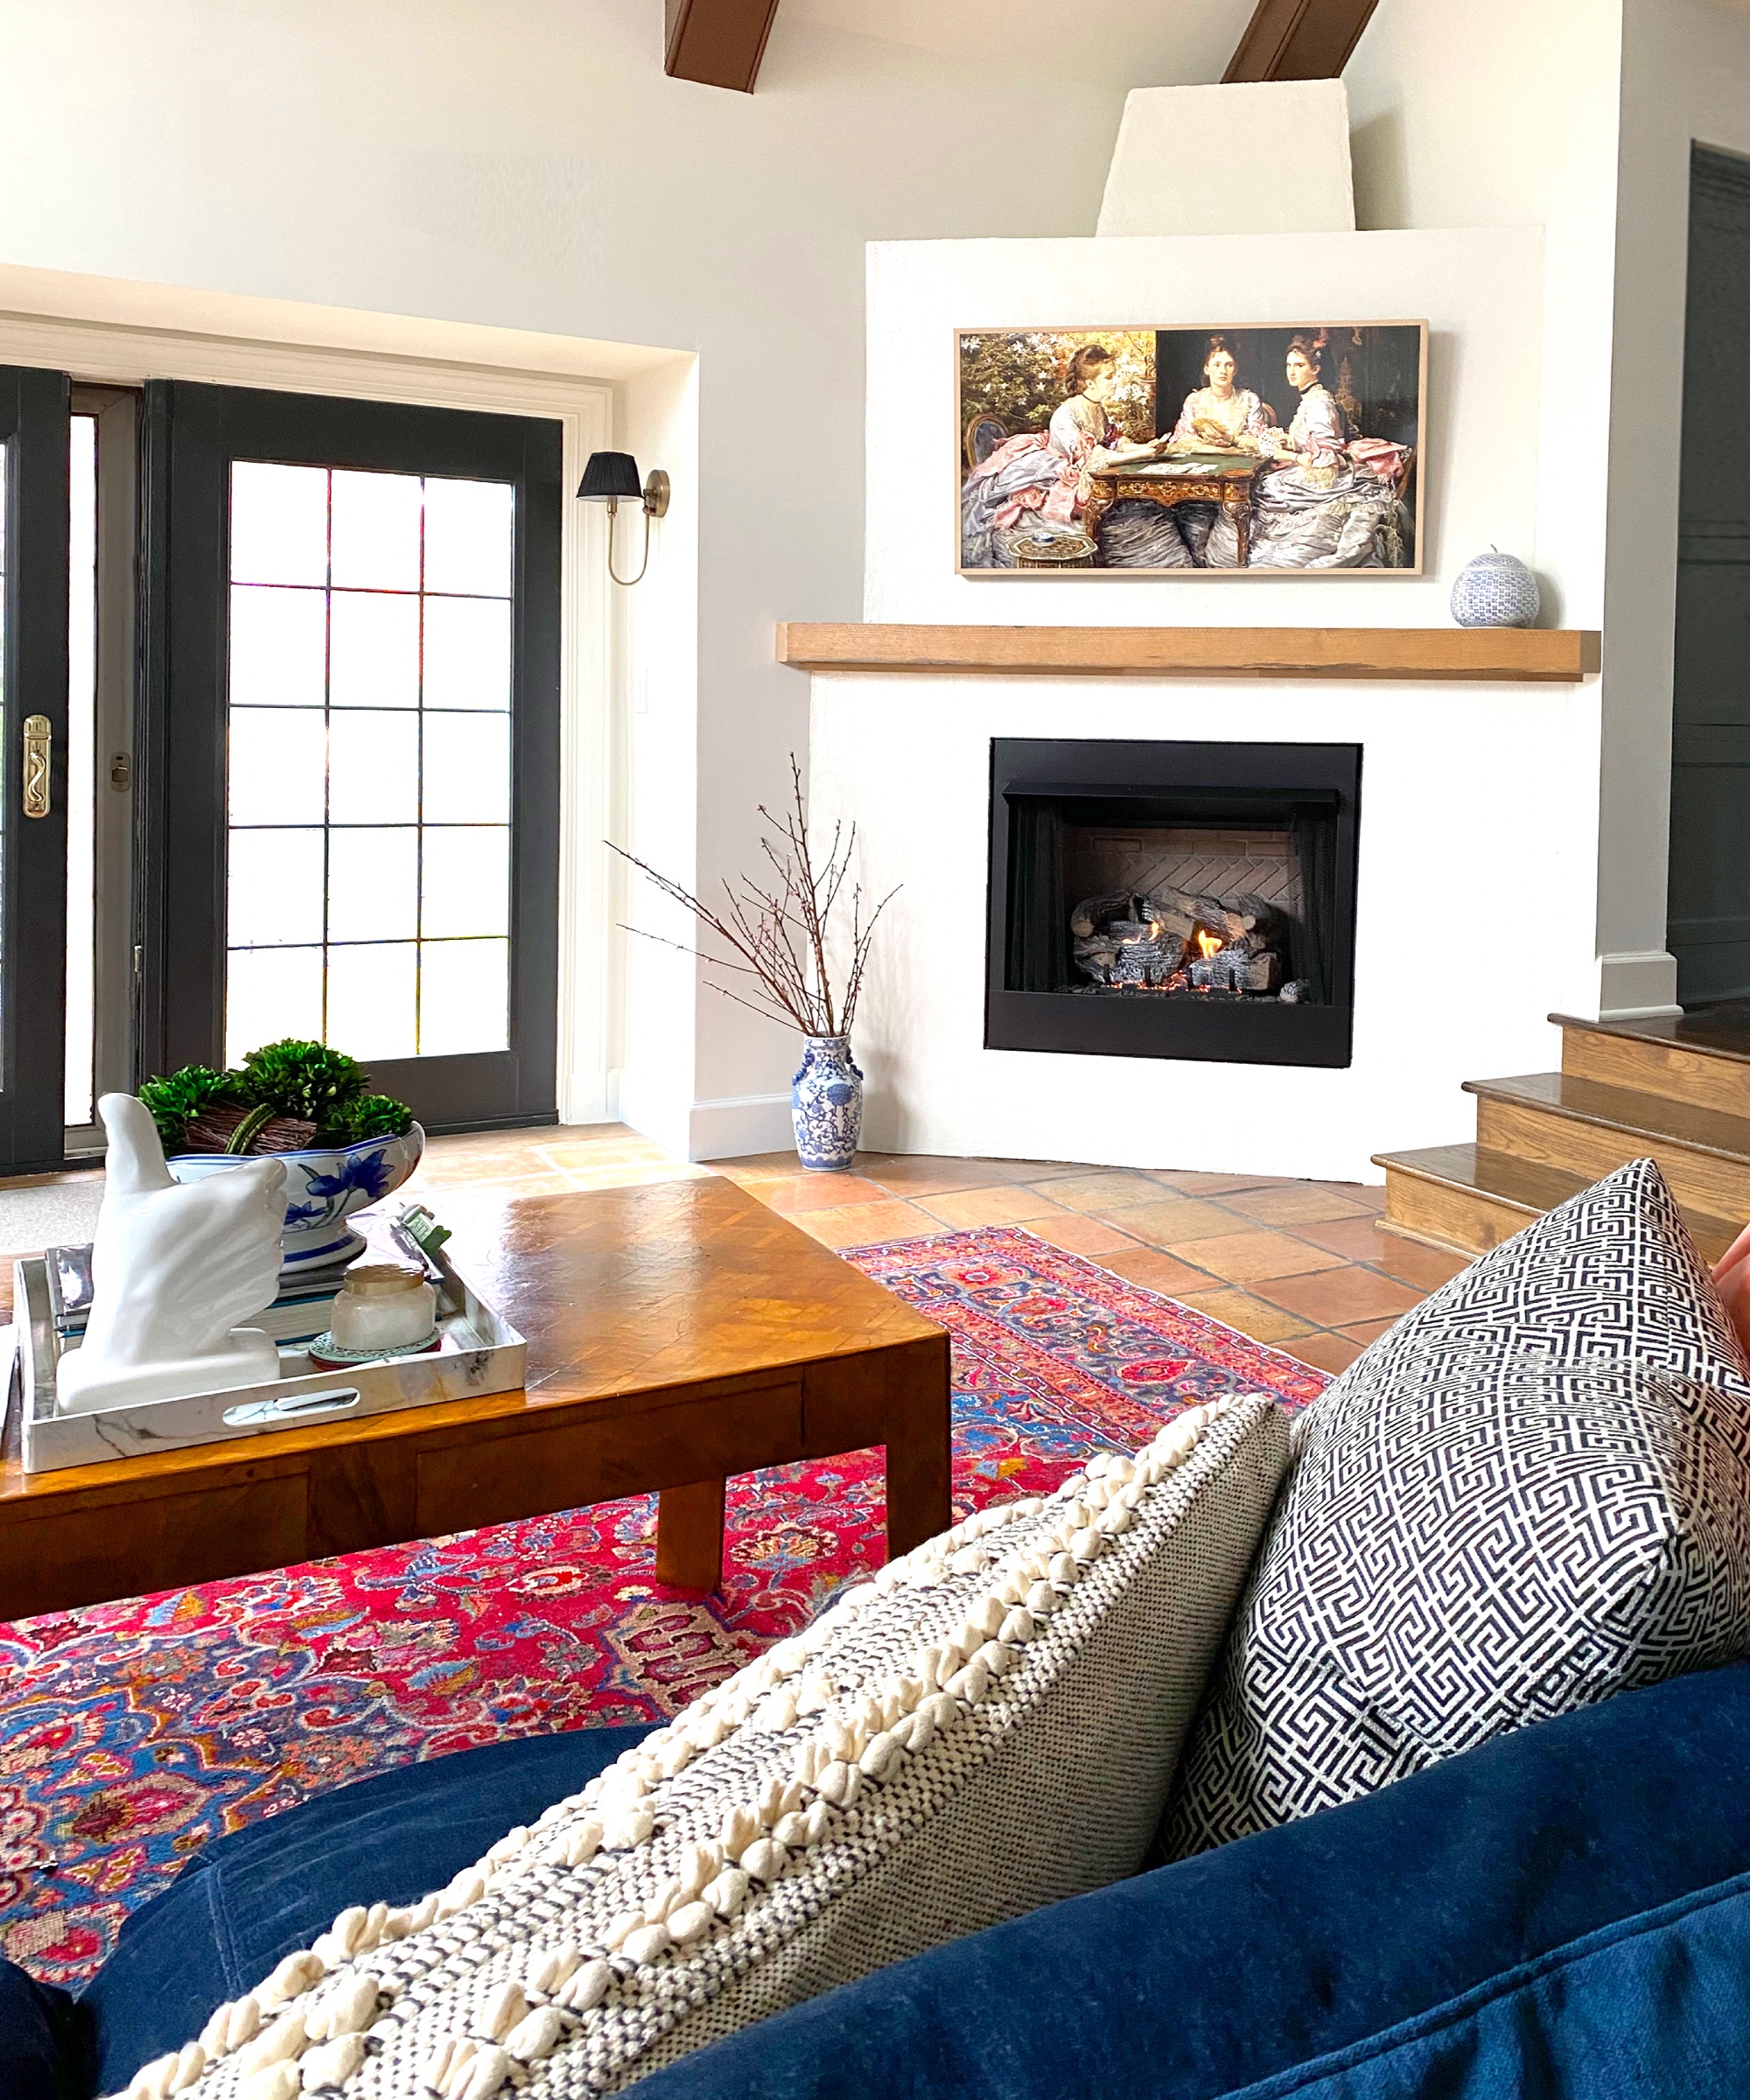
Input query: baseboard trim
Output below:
<box><xmin>1597</xmin><ymin>949</ymin><xmax>1682</xmax><ymax>1021</ymax></box>
<box><xmin>687</xmin><ymin>1091</ymin><xmax>793</xmax><ymax>1163</ymax></box>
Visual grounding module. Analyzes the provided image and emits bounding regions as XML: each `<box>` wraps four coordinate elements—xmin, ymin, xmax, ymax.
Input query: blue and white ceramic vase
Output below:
<box><xmin>1451</xmin><ymin>549</ymin><xmax>1541</xmax><ymax>629</ymax></box>
<box><xmin>791</xmin><ymin>1035</ymin><xmax>863</xmax><ymax>1171</ymax></box>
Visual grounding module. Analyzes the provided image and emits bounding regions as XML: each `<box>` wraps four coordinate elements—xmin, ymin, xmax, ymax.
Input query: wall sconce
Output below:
<box><xmin>577</xmin><ymin>451</ymin><xmax>670</xmax><ymax>586</ymax></box>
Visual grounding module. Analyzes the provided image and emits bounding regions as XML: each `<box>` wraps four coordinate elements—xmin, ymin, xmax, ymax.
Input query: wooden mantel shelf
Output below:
<box><xmin>776</xmin><ymin>624</ymin><xmax>1600</xmax><ymax>684</ymax></box>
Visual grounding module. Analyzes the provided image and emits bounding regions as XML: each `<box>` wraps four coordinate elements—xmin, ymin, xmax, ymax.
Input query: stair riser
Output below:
<box><xmin>1382</xmin><ymin>1170</ymin><xmax>1533</xmax><ymax>1257</ymax></box>
<box><xmin>1474</xmin><ymin>1096</ymin><xmax>1750</xmax><ymax>1221</ymax></box>
<box><xmin>1561</xmin><ymin>1026</ymin><xmax>1750</xmax><ymax>1118</ymax></box>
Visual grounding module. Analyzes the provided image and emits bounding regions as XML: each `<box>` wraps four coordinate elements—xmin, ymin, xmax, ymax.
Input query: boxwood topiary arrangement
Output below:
<box><xmin>140</xmin><ymin>1040</ymin><xmax>416</xmax><ymax>1158</ymax></box>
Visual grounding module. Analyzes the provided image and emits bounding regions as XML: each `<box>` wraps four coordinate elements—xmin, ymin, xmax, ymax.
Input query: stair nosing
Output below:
<box><xmin>1463</xmin><ymin>1071</ymin><xmax>1750</xmax><ymax>1166</ymax></box>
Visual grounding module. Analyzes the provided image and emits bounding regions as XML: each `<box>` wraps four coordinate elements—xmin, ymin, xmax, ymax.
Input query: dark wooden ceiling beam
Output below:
<box><xmin>665</xmin><ymin>0</ymin><xmax>783</xmax><ymax>92</ymax></box>
<box><xmin>1222</xmin><ymin>0</ymin><xmax>1381</xmax><ymax>81</ymax></box>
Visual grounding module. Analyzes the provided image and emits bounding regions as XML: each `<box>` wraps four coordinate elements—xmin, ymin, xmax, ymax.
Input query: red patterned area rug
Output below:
<box><xmin>0</xmin><ymin>1226</ymin><xmax>1324</xmax><ymax>1985</ymax></box>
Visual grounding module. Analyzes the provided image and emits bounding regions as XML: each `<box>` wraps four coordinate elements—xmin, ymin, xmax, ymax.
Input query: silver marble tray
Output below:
<box><xmin>14</xmin><ymin>1256</ymin><xmax>527</xmax><ymax>1473</ymax></box>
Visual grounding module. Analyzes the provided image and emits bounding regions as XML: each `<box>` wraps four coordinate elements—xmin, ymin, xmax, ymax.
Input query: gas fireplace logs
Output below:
<box><xmin>1071</xmin><ymin>887</ymin><xmax>1287</xmax><ymax>998</ymax></box>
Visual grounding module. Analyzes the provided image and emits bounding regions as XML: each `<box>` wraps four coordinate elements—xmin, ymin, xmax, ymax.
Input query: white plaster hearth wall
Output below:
<box><xmin>806</xmin><ymin>220</ymin><xmax>1600</xmax><ymax>1181</ymax></box>
<box><xmin>811</xmin><ymin>676</ymin><xmax>1598</xmax><ymax>1185</ymax></box>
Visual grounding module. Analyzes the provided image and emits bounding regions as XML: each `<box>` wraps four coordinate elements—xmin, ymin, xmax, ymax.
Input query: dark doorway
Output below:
<box><xmin>1669</xmin><ymin>146</ymin><xmax>1750</xmax><ymax>1003</ymax></box>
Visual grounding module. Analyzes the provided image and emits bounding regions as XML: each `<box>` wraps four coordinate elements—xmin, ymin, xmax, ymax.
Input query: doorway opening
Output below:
<box><xmin>1668</xmin><ymin>144</ymin><xmax>1750</xmax><ymax>1005</ymax></box>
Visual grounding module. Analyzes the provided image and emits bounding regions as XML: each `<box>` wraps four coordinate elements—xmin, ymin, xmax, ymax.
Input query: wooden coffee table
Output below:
<box><xmin>0</xmin><ymin>1176</ymin><xmax>952</xmax><ymax>1619</ymax></box>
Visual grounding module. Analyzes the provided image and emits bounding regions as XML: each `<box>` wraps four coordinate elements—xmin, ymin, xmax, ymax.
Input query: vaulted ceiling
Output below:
<box><xmin>780</xmin><ymin>0</ymin><xmax>1260</xmax><ymax>91</ymax></box>
<box><xmin>666</xmin><ymin>0</ymin><xmax>1382</xmax><ymax>98</ymax></box>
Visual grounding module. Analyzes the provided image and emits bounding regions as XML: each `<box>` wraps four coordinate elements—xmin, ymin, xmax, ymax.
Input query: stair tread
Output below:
<box><xmin>1372</xmin><ymin>1141</ymin><xmax>1594</xmax><ymax>1216</ymax></box>
<box><xmin>1554</xmin><ymin>1005</ymin><xmax>1750</xmax><ymax>1070</ymax></box>
<box><xmin>1374</xmin><ymin>1142</ymin><xmax>1742</xmax><ymax>1258</ymax></box>
<box><xmin>1464</xmin><ymin>1070</ymin><xmax>1750</xmax><ymax>1163</ymax></box>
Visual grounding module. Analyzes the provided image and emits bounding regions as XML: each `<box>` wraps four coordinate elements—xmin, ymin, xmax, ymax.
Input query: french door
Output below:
<box><xmin>0</xmin><ymin>367</ymin><xmax>70</xmax><ymax>1175</ymax></box>
<box><xmin>140</xmin><ymin>383</ymin><xmax>563</xmax><ymax>1131</ymax></box>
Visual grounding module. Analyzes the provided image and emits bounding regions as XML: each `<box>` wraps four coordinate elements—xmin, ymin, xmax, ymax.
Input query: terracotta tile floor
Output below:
<box><xmin>400</xmin><ymin>1124</ymin><xmax>1467</xmax><ymax>1376</ymax></box>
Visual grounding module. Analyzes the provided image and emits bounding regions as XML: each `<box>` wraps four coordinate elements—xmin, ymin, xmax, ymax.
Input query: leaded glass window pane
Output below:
<box><xmin>223</xmin><ymin>462</ymin><xmax>514</xmax><ymax>1066</ymax></box>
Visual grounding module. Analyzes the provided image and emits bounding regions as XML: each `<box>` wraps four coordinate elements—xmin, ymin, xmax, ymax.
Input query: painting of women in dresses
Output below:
<box><xmin>957</xmin><ymin>323</ymin><xmax>1424</xmax><ymax>575</ymax></box>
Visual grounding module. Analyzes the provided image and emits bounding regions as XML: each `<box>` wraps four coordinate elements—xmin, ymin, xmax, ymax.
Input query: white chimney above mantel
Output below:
<box><xmin>1097</xmin><ymin>80</ymin><xmax>1356</xmax><ymax>239</ymax></box>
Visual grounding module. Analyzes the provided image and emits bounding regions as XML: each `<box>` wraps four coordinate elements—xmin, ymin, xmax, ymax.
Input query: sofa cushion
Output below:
<box><xmin>625</xmin><ymin>1658</ymin><xmax>1750</xmax><ymax>2100</ymax></box>
<box><xmin>0</xmin><ymin>1957</ymin><xmax>79</xmax><ymax>2100</ymax></box>
<box><xmin>81</xmin><ymin>1721</ymin><xmax>655</xmax><ymax>2100</ymax></box>
<box><xmin>110</xmin><ymin>1396</ymin><xmax>1289</xmax><ymax>2099</ymax></box>
<box><xmin>1165</xmin><ymin>1157</ymin><xmax>1750</xmax><ymax>1858</ymax></box>
<box><xmin>1216</xmin><ymin>1873</ymin><xmax>1750</xmax><ymax>2100</ymax></box>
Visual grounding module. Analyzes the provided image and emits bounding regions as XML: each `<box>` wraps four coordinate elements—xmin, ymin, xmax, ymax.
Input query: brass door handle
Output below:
<box><xmin>22</xmin><ymin>715</ymin><xmax>50</xmax><ymax>818</ymax></box>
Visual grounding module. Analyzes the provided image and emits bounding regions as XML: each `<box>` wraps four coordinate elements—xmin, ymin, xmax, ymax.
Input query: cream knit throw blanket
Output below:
<box><xmin>114</xmin><ymin>1393</ymin><xmax>1290</xmax><ymax>2099</ymax></box>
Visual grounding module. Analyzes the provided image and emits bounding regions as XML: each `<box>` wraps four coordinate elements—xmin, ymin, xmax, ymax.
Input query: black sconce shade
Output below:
<box><xmin>578</xmin><ymin>451</ymin><xmax>644</xmax><ymax>501</ymax></box>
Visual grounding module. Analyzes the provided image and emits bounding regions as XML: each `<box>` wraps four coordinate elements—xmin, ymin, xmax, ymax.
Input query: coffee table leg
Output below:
<box><xmin>885</xmin><ymin>1343</ymin><xmax>953</xmax><ymax>1558</ymax></box>
<box><xmin>656</xmin><ymin>1479</ymin><xmax>726</xmax><ymax>1590</ymax></box>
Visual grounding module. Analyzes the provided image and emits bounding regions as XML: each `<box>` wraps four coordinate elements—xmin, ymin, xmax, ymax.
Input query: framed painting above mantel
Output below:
<box><xmin>957</xmin><ymin>323</ymin><xmax>1427</xmax><ymax>578</ymax></box>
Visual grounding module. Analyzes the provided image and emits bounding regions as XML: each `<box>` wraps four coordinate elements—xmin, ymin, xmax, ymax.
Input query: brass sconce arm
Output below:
<box><xmin>579</xmin><ymin>458</ymin><xmax>670</xmax><ymax>587</ymax></box>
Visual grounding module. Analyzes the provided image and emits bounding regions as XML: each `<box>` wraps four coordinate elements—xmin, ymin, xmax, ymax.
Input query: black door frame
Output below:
<box><xmin>0</xmin><ymin>365</ymin><xmax>71</xmax><ymax>1174</ymax></box>
<box><xmin>138</xmin><ymin>381</ymin><xmax>563</xmax><ymax>1132</ymax></box>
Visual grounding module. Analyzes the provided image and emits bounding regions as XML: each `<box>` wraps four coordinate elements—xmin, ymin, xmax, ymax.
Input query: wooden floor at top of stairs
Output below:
<box><xmin>1464</xmin><ymin>1071</ymin><xmax>1750</xmax><ymax>1164</ymax></box>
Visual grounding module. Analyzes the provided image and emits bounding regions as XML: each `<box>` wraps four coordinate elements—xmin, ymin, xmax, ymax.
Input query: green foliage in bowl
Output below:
<box><xmin>141</xmin><ymin>1040</ymin><xmax>416</xmax><ymax>1156</ymax></box>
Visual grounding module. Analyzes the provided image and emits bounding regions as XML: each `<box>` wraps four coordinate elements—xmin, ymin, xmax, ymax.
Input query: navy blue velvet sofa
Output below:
<box><xmin>14</xmin><ymin>1656</ymin><xmax>1750</xmax><ymax>2099</ymax></box>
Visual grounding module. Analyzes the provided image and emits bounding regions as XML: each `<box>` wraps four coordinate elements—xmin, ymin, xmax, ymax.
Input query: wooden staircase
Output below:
<box><xmin>1373</xmin><ymin>1011</ymin><xmax>1750</xmax><ymax>1265</ymax></box>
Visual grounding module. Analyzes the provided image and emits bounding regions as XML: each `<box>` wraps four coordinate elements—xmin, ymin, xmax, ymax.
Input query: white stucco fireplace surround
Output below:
<box><xmin>801</xmin><ymin>225</ymin><xmax>1605</xmax><ymax>1186</ymax></box>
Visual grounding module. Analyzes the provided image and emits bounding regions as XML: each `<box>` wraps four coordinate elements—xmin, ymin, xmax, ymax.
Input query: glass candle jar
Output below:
<box><xmin>329</xmin><ymin>1263</ymin><xmax>438</xmax><ymax>1354</ymax></box>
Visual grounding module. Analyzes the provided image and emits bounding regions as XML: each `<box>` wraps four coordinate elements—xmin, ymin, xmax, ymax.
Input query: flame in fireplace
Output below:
<box><xmin>1193</xmin><ymin>927</ymin><xmax>1224</xmax><ymax>959</ymax></box>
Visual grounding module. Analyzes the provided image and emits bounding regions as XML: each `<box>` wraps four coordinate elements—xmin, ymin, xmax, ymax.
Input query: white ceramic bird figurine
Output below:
<box><xmin>56</xmin><ymin>1093</ymin><xmax>289</xmax><ymax>1418</ymax></box>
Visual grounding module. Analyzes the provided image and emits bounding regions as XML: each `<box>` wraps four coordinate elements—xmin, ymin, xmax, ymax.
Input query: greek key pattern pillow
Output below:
<box><xmin>1165</xmin><ymin>1158</ymin><xmax>1750</xmax><ymax>1858</ymax></box>
<box><xmin>116</xmin><ymin>1394</ymin><xmax>1290</xmax><ymax>2100</ymax></box>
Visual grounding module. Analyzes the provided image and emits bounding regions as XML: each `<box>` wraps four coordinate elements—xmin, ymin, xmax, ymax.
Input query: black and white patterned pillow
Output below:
<box><xmin>1164</xmin><ymin>1157</ymin><xmax>1750</xmax><ymax>1857</ymax></box>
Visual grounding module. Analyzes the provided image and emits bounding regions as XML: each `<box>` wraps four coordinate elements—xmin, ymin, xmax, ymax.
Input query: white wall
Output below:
<box><xmin>1348</xmin><ymin>0</ymin><xmax>1750</xmax><ymax>1018</ymax></box>
<box><xmin>1345</xmin><ymin>0</ymin><xmax>1622</xmax><ymax>631</ymax></box>
<box><xmin>1346</xmin><ymin>0</ymin><xmax>1695</xmax><ymax>1018</ymax></box>
<box><xmin>865</xmin><ymin>228</ymin><xmax>1544</xmax><ymax>626</ymax></box>
<box><xmin>0</xmin><ymin>0</ymin><xmax>1156</xmax><ymax>1151</ymax></box>
<box><xmin>817</xmin><ymin>224</ymin><xmax>1598</xmax><ymax>1181</ymax></box>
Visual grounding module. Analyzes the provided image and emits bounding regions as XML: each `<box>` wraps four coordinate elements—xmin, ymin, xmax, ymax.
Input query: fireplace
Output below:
<box><xmin>986</xmin><ymin>738</ymin><xmax>1362</xmax><ymax>1068</ymax></box>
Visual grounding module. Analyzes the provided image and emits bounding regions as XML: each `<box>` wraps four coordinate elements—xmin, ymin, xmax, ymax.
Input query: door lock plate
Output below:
<box><xmin>22</xmin><ymin>715</ymin><xmax>50</xmax><ymax>818</ymax></box>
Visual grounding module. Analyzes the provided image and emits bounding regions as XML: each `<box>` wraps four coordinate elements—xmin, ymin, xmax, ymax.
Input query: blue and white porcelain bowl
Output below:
<box><xmin>169</xmin><ymin>1124</ymin><xmax>426</xmax><ymax>1275</ymax></box>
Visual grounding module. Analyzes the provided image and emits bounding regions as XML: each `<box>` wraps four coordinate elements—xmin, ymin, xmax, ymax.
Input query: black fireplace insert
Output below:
<box><xmin>986</xmin><ymin>738</ymin><xmax>1362</xmax><ymax>1068</ymax></box>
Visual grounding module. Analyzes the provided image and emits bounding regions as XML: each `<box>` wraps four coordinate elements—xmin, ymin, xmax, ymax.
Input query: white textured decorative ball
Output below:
<box><xmin>1451</xmin><ymin>549</ymin><xmax>1541</xmax><ymax>629</ymax></box>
